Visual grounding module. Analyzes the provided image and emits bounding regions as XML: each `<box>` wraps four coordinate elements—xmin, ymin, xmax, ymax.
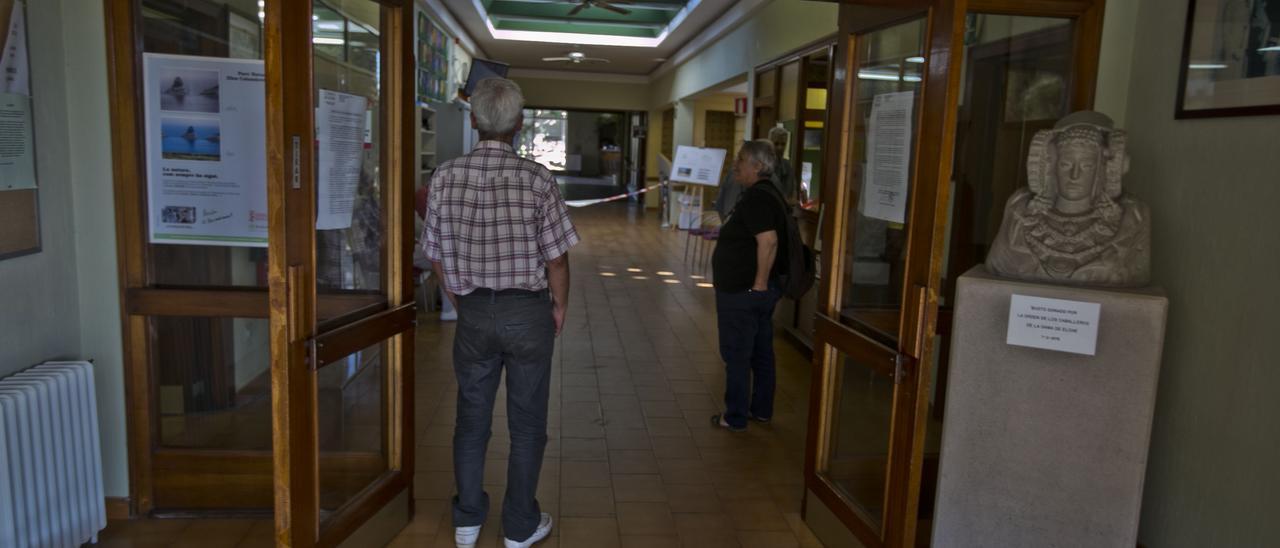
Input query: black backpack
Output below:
<box><xmin>757</xmin><ymin>182</ymin><xmax>816</xmax><ymax>300</ymax></box>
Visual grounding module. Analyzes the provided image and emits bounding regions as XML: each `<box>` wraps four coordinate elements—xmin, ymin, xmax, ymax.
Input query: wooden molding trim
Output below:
<box><xmin>106</xmin><ymin>497</ymin><xmax>131</xmax><ymax>520</ymax></box>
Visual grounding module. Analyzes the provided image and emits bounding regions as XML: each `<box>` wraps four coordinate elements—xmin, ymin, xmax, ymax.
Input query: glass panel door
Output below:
<box><xmin>838</xmin><ymin>17</ymin><xmax>928</xmax><ymax>345</ymax></box>
<box><xmin>918</xmin><ymin>12</ymin><xmax>1079</xmax><ymax>544</ymax></box>
<box><xmin>266</xmin><ymin>1</ymin><xmax>412</xmax><ymax>545</ymax></box>
<box><xmin>806</xmin><ymin>2</ymin><xmax>964</xmax><ymax>547</ymax></box>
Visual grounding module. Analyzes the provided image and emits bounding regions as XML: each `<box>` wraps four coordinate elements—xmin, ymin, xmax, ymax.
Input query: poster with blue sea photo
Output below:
<box><xmin>161</xmin><ymin>117</ymin><xmax>220</xmax><ymax>161</ymax></box>
<box><xmin>144</xmin><ymin>53</ymin><xmax>267</xmax><ymax>247</ymax></box>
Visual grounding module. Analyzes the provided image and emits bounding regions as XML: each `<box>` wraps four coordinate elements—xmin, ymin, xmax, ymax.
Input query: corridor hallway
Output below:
<box><xmin>87</xmin><ymin>203</ymin><xmax>822</xmax><ymax>547</ymax></box>
<box><xmin>392</xmin><ymin>203</ymin><xmax>823</xmax><ymax>547</ymax></box>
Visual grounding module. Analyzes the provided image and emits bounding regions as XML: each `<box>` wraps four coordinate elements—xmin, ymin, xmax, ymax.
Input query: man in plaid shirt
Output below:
<box><xmin>422</xmin><ymin>77</ymin><xmax>577</xmax><ymax>548</ymax></box>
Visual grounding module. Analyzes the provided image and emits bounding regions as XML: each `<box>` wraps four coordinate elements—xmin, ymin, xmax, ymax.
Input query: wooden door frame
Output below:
<box><xmin>266</xmin><ymin>0</ymin><xmax>414</xmax><ymax>546</ymax></box>
<box><xmin>803</xmin><ymin>0</ymin><xmax>1105</xmax><ymax>546</ymax></box>
<box><xmin>104</xmin><ymin>0</ymin><xmax>417</xmax><ymax>539</ymax></box>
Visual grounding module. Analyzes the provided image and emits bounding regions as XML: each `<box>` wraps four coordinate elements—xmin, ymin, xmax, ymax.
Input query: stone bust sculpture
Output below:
<box><xmin>986</xmin><ymin>111</ymin><xmax>1151</xmax><ymax>287</ymax></box>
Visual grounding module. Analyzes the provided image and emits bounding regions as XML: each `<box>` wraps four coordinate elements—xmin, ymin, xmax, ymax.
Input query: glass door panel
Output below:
<box><xmin>140</xmin><ymin>0</ymin><xmax>270</xmax><ymax>289</ymax></box>
<box><xmin>318</xmin><ymin>342</ymin><xmax>388</xmax><ymax>522</ymax></box>
<box><xmin>155</xmin><ymin>316</ymin><xmax>272</xmax><ymax>451</ymax></box>
<box><xmin>824</xmin><ymin>347</ymin><xmax>897</xmax><ymax>529</ymax></box>
<box><xmin>313</xmin><ymin>0</ymin><xmax>387</xmax><ymax>328</ymax></box>
<box><xmin>941</xmin><ymin>14</ymin><xmax>1075</xmax><ymax>302</ymax></box>
<box><xmin>839</xmin><ymin>17</ymin><xmax>927</xmax><ymax>345</ymax></box>
<box><xmin>800</xmin><ymin>49</ymin><xmax>831</xmax><ymax>210</ymax></box>
<box><xmin>917</xmin><ymin>13</ymin><xmax>1077</xmax><ymax>543</ymax></box>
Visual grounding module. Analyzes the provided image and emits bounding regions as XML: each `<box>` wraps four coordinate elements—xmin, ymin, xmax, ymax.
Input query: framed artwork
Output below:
<box><xmin>1176</xmin><ymin>0</ymin><xmax>1280</xmax><ymax>118</ymax></box>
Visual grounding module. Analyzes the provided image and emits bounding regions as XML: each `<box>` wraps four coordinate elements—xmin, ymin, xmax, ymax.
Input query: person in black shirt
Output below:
<box><xmin>710</xmin><ymin>140</ymin><xmax>788</xmax><ymax>432</ymax></box>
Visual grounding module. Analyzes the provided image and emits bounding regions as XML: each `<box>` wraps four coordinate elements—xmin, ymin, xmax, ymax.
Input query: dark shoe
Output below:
<box><xmin>710</xmin><ymin>413</ymin><xmax>746</xmax><ymax>433</ymax></box>
<box><xmin>748</xmin><ymin>413</ymin><xmax>771</xmax><ymax>424</ymax></box>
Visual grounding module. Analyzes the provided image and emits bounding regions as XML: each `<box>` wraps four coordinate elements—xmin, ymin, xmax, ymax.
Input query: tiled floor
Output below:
<box><xmin>89</xmin><ymin>203</ymin><xmax>822</xmax><ymax>547</ymax></box>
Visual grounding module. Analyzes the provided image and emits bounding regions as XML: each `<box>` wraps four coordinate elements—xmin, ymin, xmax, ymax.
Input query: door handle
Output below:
<box><xmin>909</xmin><ymin>283</ymin><xmax>930</xmax><ymax>359</ymax></box>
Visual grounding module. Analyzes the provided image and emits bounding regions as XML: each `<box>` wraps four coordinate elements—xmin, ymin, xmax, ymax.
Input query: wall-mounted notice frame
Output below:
<box><xmin>0</xmin><ymin>0</ymin><xmax>39</xmax><ymax>260</ymax></box>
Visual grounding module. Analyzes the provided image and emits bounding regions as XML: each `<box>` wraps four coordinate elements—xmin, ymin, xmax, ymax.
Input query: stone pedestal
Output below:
<box><xmin>932</xmin><ymin>266</ymin><xmax>1167</xmax><ymax>548</ymax></box>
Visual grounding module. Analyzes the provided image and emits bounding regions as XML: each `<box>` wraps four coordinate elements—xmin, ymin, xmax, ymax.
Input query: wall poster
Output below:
<box><xmin>143</xmin><ymin>53</ymin><xmax>268</xmax><ymax>247</ymax></box>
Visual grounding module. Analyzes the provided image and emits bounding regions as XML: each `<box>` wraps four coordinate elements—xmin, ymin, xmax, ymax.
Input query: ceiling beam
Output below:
<box><xmin>491</xmin><ymin>0</ymin><xmax>686</xmax><ymax>13</ymax></box>
<box><xmin>492</xmin><ymin>14</ymin><xmax>667</xmax><ymax>29</ymax></box>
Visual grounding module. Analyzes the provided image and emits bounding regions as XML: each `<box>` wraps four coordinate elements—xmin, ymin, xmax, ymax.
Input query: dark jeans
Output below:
<box><xmin>452</xmin><ymin>289</ymin><xmax>555</xmax><ymax>542</ymax></box>
<box><xmin>715</xmin><ymin>284</ymin><xmax>781</xmax><ymax>429</ymax></box>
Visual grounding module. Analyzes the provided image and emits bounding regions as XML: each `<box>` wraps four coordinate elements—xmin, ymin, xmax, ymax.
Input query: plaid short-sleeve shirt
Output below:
<box><xmin>422</xmin><ymin>141</ymin><xmax>580</xmax><ymax>295</ymax></box>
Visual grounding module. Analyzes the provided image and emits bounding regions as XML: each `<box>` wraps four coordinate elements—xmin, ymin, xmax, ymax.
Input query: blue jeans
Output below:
<box><xmin>451</xmin><ymin>289</ymin><xmax>555</xmax><ymax>542</ymax></box>
<box><xmin>715</xmin><ymin>284</ymin><xmax>781</xmax><ymax>429</ymax></box>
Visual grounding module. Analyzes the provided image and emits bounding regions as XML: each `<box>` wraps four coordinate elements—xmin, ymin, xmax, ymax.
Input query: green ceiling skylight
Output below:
<box><xmin>472</xmin><ymin>0</ymin><xmax>699</xmax><ymax>47</ymax></box>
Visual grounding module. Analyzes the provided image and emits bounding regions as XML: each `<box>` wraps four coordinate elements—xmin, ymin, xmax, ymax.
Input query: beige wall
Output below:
<box><xmin>0</xmin><ymin>0</ymin><xmax>127</xmax><ymax>498</ymax></box>
<box><xmin>648</xmin><ymin>0</ymin><xmax>837</xmax><ymax>109</ymax></box>
<box><xmin>1115</xmin><ymin>0</ymin><xmax>1280</xmax><ymax>545</ymax></box>
<box><xmin>511</xmin><ymin>76</ymin><xmax>651</xmax><ymax>112</ymax></box>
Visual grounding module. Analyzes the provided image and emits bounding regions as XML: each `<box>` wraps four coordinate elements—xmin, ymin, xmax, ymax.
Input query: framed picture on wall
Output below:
<box><xmin>1176</xmin><ymin>0</ymin><xmax>1280</xmax><ymax>118</ymax></box>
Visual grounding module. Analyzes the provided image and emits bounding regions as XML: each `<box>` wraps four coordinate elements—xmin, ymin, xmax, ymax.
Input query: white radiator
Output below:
<box><xmin>0</xmin><ymin>361</ymin><xmax>107</xmax><ymax>547</ymax></box>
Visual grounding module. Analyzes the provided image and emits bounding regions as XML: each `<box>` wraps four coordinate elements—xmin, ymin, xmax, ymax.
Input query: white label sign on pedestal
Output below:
<box><xmin>1006</xmin><ymin>294</ymin><xmax>1101</xmax><ymax>356</ymax></box>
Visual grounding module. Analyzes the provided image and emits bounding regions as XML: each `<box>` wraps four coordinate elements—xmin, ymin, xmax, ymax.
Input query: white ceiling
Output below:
<box><xmin>440</xmin><ymin>0</ymin><xmax>738</xmax><ymax>75</ymax></box>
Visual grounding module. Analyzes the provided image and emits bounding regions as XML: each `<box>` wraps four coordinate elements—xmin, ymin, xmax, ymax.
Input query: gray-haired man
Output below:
<box><xmin>422</xmin><ymin>77</ymin><xmax>578</xmax><ymax>548</ymax></box>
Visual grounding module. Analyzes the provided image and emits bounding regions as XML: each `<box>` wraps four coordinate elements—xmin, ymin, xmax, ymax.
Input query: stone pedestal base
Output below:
<box><xmin>932</xmin><ymin>267</ymin><xmax>1167</xmax><ymax>547</ymax></box>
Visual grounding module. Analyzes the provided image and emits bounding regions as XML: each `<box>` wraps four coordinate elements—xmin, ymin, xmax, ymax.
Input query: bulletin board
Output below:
<box><xmin>0</xmin><ymin>0</ymin><xmax>38</xmax><ymax>260</ymax></box>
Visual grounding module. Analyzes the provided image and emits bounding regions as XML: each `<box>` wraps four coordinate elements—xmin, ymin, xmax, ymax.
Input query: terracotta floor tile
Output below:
<box><xmin>621</xmin><ymin>534</ymin><xmax>681</xmax><ymax>548</ymax></box>
<box><xmin>737</xmin><ymin>530</ymin><xmax>801</xmax><ymax>548</ymax></box>
<box><xmin>612</xmin><ymin>474</ymin><xmax>669</xmax><ymax>503</ymax></box>
<box><xmin>616</xmin><ymin>502</ymin><xmax>676</xmax><ymax>536</ymax></box>
<box><xmin>560</xmin><ymin>461</ymin><xmax>612</xmax><ymax>488</ymax></box>
<box><xmin>561</xmin><ymin>486</ymin><xmax>617</xmax><ymax>517</ymax></box>
<box><xmin>665</xmin><ymin>484</ymin><xmax>723</xmax><ymax>514</ymax></box>
<box><xmin>609</xmin><ymin>449</ymin><xmax>660</xmax><ymax>475</ymax></box>
<box><xmin>560</xmin><ymin>516</ymin><xmax>621</xmax><ymax>548</ymax></box>
<box><xmin>605</xmin><ymin>428</ymin><xmax>653</xmax><ymax>451</ymax></box>
<box><xmin>563</xmin><ymin>437</ymin><xmax>609</xmax><ymax>461</ymax></box>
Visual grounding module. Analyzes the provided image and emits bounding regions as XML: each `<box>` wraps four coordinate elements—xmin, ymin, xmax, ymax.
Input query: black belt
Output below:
<box><xmin>462</xmin><ymin>287</ymin><xmax>547</xmax><ymax>298</ymax></box>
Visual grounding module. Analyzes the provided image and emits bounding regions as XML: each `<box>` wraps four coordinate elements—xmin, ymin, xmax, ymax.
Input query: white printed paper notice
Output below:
<box><xmin>1007</xmin><ymin>295</ymin><xmax>1101</xmax><ymax>356</ymax></box>
<box><xmin>316</xmin><ymin>89</ymin><xmax>368</xmax><ymax>230</ymax></box>
<box><xmin>858</xmin><ymin>91</ymin><xmax>914</xmax><ymax>224</ymax></box>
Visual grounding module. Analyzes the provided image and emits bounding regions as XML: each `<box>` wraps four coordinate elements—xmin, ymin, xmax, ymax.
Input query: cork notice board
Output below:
<box><xmin>0</xmin><ymin>188</ymin><xmax>39</xmax><ymax>258</ymax></box>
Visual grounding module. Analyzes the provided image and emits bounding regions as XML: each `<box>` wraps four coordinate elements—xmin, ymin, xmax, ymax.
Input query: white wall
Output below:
<box><xmin>0</xmin><ymin>0</ymin><xmax>128</xmax><ymax>499</ymax></box>
<box><xmin>648</xmin><ymin>0</ymin><xmax>837</xmax><ymax>109</ymax></box>
<box><xmin>1115</xmin><ymin>0</ymin><xmax>1280</xmax><ymax>545</ymax></box>
<box><xmin>0</xmin><ymin>1</ymin><xmax>83</xmax><ymax>376</ymax></box>
<box><xmin>62</xmin><ymin>0</ymin><xmax>127</xmax><ymax>499</ymax></box>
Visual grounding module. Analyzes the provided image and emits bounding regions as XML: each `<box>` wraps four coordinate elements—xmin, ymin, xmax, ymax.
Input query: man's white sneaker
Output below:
<box><xmin>455</xmin><ymin>524</ymin><xmax>481</xmax><ymax>547</ymax></box>
<box><xmin>503</xmin><ymin>513</ymin><xmax>552</xmax><ymax>548</ymax></box>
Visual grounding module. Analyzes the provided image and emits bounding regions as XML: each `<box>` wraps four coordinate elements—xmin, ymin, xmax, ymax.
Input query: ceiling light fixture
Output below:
<box><xmin>906</xmin><ymin>56</ymin><xmax>926</xmax><ymax>63</ymax></box>
<box><xmin>1258</xmin><ymin>46</ymin><xmax>1280</xmax><ymax>52</ymax></box>
<box><xmin>1188</xmin><ymin>63</ymin><xmax>1228</xmax><ymax>70</ymax></box>
<box><xmin>543</xmin><ymin>50</ymin><xmax>609</xmax><ymax>64</ymax></box>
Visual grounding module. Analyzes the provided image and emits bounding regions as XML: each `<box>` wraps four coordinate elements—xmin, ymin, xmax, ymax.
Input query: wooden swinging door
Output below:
<box><xmin>265</xmin><ymin>0</ymin><xmax>416</xmax><ymax>545</ymax></box>
<box><xmin>802</xmin><ymin>0</ymin><xmax>1106</xmax><ymax>546</ymax></box>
